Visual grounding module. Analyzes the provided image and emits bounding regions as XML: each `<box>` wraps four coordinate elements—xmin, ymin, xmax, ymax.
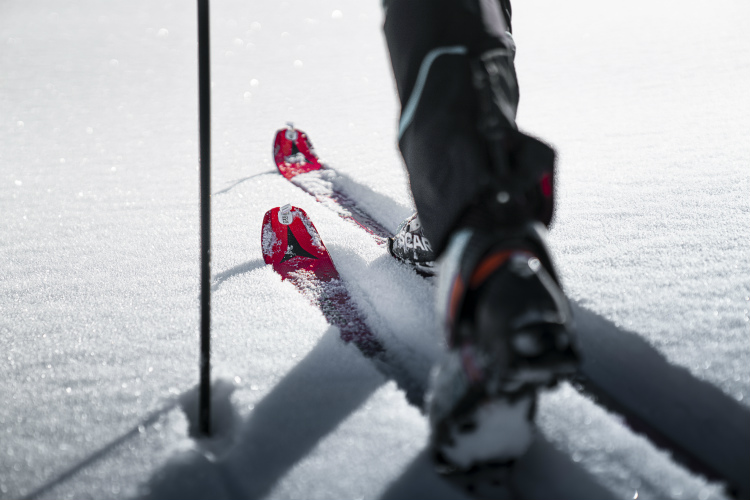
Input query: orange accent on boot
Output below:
<box><xmin>448</xmin><ymin>275</ymin><xmax>465</xmax><ymax>325</ymax></box>
<box><xmin>470</xmin><ymin>250</ymin><xmax>513</xmax><ymax>289</ymax></box>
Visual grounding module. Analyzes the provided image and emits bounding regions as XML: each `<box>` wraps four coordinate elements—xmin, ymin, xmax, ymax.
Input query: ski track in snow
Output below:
<box><xmin>1</xmin><ymin>0</ymin><xmax>748</xmax><ymax>499</ymax></box>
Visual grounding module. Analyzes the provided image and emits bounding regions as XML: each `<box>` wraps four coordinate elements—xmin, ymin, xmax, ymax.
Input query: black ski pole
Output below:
<box><xmin>197</xmin><ymin>0</ymin><xmax>211</xmax><ymax>437</ymax></box>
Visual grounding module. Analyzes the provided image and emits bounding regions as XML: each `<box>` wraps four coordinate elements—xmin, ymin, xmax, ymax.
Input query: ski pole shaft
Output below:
<box><xmin>197</xmin><ymin>0</ymin><xmax>211</xmax><ymax>437</ymax></box>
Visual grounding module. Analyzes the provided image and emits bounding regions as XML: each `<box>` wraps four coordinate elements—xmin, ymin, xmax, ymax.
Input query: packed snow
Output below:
<box><xmin>1</xmin><ymin>0</ymin><xmax>748</xmax><ymax>499</ymax></box>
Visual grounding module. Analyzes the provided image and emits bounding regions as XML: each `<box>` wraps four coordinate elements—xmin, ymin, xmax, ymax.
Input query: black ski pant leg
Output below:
<box><xmin>383</xmin><ymin>0</ymin><xmax>515</xmax><ymax>255</ymax></box>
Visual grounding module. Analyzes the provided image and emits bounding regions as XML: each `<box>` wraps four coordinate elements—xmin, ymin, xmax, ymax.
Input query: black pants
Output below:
<box><xmin>383</xmin><ymin>0</ymin><xmax>516</xmax><ymax>255</ymax></box>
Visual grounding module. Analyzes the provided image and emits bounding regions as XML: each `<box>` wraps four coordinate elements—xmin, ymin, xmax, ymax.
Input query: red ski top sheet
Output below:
<box><xmin>261</xmin><ymin>204</ymin><xmax>383</xmax><ymax>356</ymax></box>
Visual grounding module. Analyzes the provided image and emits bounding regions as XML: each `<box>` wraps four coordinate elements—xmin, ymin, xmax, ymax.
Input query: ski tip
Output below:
<box><xmin>261</xmin><ymin>205</ymin><xmax>336</xmax><ymax>279</ymax></box>
<box><xmin>272</xmin><ymin>125</ymin><xmax>324</xmax><ymax>179</ymax></box>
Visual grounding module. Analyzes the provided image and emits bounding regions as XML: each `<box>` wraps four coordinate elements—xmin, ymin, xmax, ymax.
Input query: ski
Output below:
<box><xmin>261</xmin><ymin>203</ymin><xmax>615</xmax><ymax>500</ymax></box>
<box><xmin>272</xmin><ymin>124</ymin><xmax>750</xmax><ymax>498</ymax></box>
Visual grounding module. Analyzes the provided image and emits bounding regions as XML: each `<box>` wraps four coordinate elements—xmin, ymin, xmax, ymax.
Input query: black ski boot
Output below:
<box><xmin>387</xmin><ymin>213</ymin><xmax>437</xmax><ymax>276</ymax></box>
<box><xmin>428</xmin><ymin>222</ymin><xmax>579</xmax><ymax>470</ymax></box>
<box><xmin>382</xmin><ymin>0</ymin><xmax>578</xmax><ymax>470</ymax></box>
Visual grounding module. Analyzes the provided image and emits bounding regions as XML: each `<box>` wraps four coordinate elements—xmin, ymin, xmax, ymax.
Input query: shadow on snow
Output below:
<box><xmin>138</xmin><ymin>327</ymin><xmax>386</xmax><ymax>500</ymax></box>
<box><xmin>21</xmin><ymin>302</ymin><xmax>749</xmax><ymax>499</ymax></box>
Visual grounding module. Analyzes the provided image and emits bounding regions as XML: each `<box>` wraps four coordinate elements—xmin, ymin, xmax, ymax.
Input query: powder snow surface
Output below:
<box><xmin>1</xmin><ymin>0</ymin><xmax>748</xmax><ymax>499</ymax></box>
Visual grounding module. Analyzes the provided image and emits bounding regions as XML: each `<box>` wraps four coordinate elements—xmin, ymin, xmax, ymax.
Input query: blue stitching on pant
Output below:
<box><xmin>398</xmin><ymin>45</ymin><xmax>468</xmax><ymax>141</ymax></box>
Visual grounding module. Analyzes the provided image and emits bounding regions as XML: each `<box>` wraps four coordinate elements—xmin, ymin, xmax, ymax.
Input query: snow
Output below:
<box><xmin>0</xmin><ymin>0</ymin><xmax>748</xmax><ymax>499</ymax></box>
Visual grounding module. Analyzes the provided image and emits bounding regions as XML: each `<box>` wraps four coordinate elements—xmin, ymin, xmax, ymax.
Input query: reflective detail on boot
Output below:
<box><xmin>512</xmin><ymin>330</ymin><xmax>546</xmax><ymax>357</ymax></box>
<box><xmin>528</xmin><ymin>257</ymin><xmax>572</xmax><ymax>327</ymax></box>
<box><xmin>398</xmin><ymin>45</ymin><xmax>468</xmax><ymax>141</ymax></box>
